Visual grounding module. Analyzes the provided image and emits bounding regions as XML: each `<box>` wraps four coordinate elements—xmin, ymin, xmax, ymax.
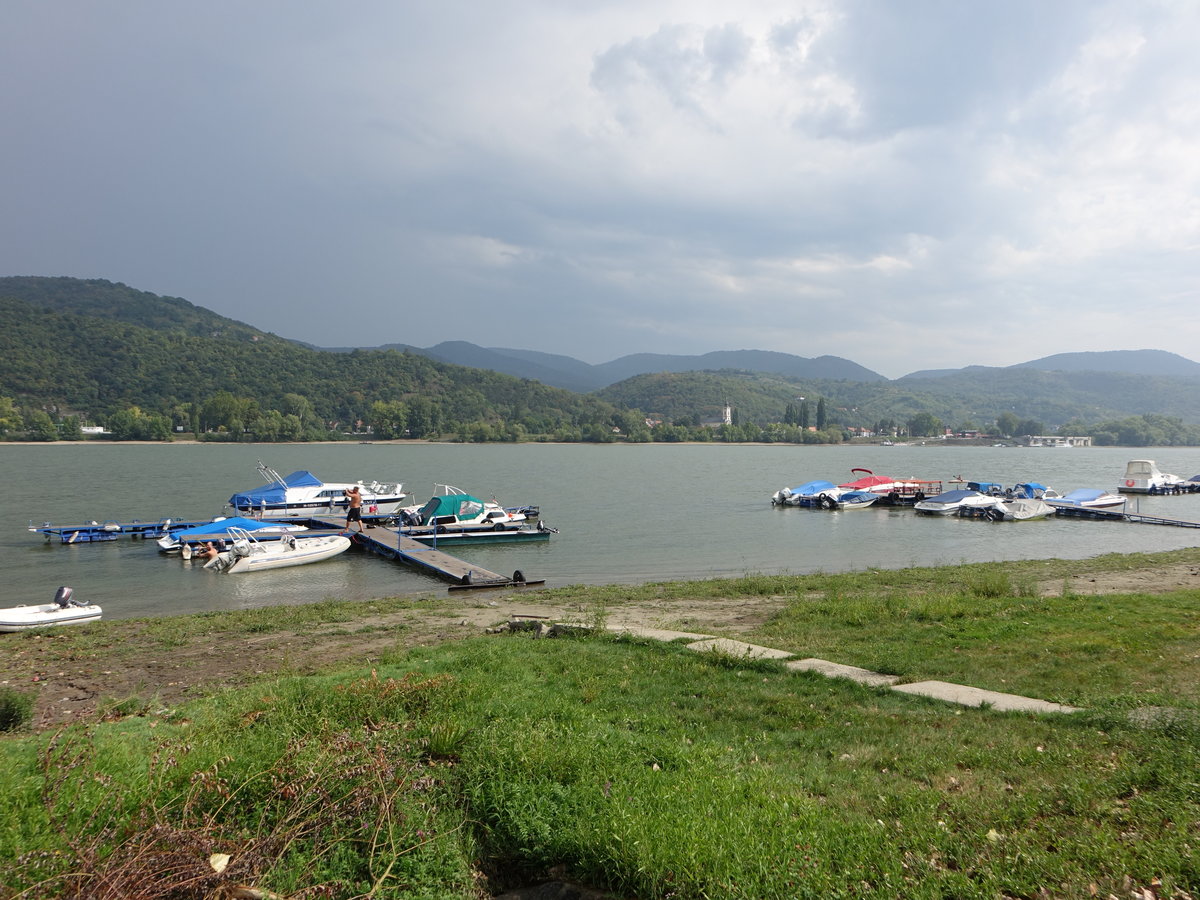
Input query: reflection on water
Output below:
<box><xmin>4</xmin><ymin>442</ymin><xmax>1200</xmax><ymax>620</ymax></box>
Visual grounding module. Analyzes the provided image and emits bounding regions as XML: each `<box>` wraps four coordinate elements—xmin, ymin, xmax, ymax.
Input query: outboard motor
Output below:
<box><xmin>54</xmin><ymin>586</ymin><xmax>75</xmax><ymax>608</ymax></box>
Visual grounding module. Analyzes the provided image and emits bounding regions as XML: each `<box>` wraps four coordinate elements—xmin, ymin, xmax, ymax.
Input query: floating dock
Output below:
<box><xmin>31</xmin><ymin>515</ymin><xmax>549</xmax><ymax>590</ymax></box>
<box><xmin>330</xmin><ymin>521</ymin><xmax>543</xmax><ymax>589</ymax></box>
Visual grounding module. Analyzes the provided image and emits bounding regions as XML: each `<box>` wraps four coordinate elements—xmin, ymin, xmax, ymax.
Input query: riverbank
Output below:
<box><xmin>4</xmin><ymin>549</ymin><xmax>1199</xmax><ymax>730</ymax></box>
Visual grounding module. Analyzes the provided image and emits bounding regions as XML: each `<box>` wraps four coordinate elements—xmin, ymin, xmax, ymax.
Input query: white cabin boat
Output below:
<box><xmin>914</xmin><ymin>489</ymin><xmax>998</xmax><ymax>516</ymax></box>
<box><xmin>204</xmin><ymin>527</ymin><xmax>352</xmax><ymax>574</ymax></box>
<box><xmin>398</xmin><ymin>485</ymin><xmax>539</xmax><ymax>533</ymax></box>
<box><xmin>0</xmin><ymin>587</ymin><xmax>102</xmax><ymax>632</ymax></box>
<box><xmin>1119</xmin><ymin>460</ymin><xmax>1185</xmax><ymax>494</ymax></box>
<box><xmin>228</xmin><ymin>461</ymin><xmax>407</xmax><ymax>518</ymax></box>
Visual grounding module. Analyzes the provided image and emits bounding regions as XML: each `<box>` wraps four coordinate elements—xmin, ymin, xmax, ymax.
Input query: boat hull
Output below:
<box><xmin>0</xmin><ymin>603</ymin><xmax>103</xmax><ymax>632</ymax></box>
<box><xmin>207</xmin><ymin>534</ymin><xmax>353</xmax><ymax>574</ymax></box>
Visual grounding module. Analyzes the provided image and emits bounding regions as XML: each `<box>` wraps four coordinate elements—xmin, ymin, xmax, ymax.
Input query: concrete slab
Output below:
<box><xmin>685</xmin><ymin>638</ymin><xmax>795</xmax><ymax>660</ymax></box>
<box><xmin>892</xmin><ymin>680</ymin><xmax>1079</xmax><ymax>714</ymax></box>
<box><xmin>606</xmin><ymin>625</ymin><xmax>715</xmax><ymax>642</ymax></box>
<box><xmin>785</xmin><ymin>658</ymin><xmax>901</xmax><ymax>687</ymax></box>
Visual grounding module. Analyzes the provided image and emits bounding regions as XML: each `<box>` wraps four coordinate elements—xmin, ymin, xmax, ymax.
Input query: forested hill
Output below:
<box><xmin>0</xmin><ymin>280</ymin><xmax>633</xmax><ymax>441</ymax></box>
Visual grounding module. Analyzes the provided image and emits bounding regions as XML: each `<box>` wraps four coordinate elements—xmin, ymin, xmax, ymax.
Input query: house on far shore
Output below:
<box><xmin>1024</xmin><ymin>435</ymin><xmax>1092</xmax><ymax>447</ymax></box>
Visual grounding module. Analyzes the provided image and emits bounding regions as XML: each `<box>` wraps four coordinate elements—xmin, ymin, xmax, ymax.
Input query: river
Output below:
<box><xmin>4</xmin><ymin>442</ymin><xmax>1200</xmax><ymax>620</ymax></box>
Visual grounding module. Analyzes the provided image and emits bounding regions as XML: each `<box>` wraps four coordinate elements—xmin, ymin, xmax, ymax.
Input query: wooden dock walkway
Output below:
<box><xmin>1053</xmin><ymin>507</ymin><xmax>1200</xmax><ymax>528</ymax></box>
<box><xmin>314</xmin><ymin>519</ymin><xmax>544</xmax><ymax>589</ymax></box>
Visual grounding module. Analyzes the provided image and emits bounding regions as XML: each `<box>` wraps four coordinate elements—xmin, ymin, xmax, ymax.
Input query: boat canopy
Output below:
<box><xmin>1012</xmin><ymin>482</ymin><xmax>1048</xmax><ymax>499</ymax></box>
<box><xmin>1059</xmin><ymin>489</ymin><xmax>1107</xmax><ymax>503</ymax></box>
<box><xmin>967</xmin><ymin>481</ymin><xmax>1002</xmax><ymax>494</ymax></box>
<box><xmin>839</xmin><ymin>474</ymin><xmax>897</xmax><ymax>491</ymax></box>
<box><xmin>789</xmin><ymin>480</ymin><xmax>837</xmax><ymax>496</ymax></box>
<box><xmin>229</xmin><ymin>471</ymin><xmax>324</xmax><ymax>507</ymax></box>
<box><xmin>417</xmin><ymin>493</ymin><xmax>486</xmax><ymax>525</ymax></box>
<box><xmin>925</xmin><ymin>489</ymin><xmax>981</xmax><ymax>503</ymax></box>
<box><xmin>170</xmin><ymin>517</ymin><xmax>294</xmax><ymax>540</ymax></box>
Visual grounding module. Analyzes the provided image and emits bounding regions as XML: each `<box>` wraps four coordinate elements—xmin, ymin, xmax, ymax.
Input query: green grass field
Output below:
<box><xmin>2</xmin><ymin>554</ymin><xmax>1199</xmax><ymax>898</ymax></box>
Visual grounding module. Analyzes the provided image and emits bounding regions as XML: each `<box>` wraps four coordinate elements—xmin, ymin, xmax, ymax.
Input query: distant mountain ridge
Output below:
<box><xmin>904</xmin><ymin>349</ymin><xmax>1200</xmax><ymax>381</ymax></box>
<box><xmin>359</xmin><ymin>344</ymin><xmax>890</xmax><ymax>391</ymax></box>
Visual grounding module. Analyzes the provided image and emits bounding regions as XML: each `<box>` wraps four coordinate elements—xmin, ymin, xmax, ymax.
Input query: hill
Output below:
<box><xmin>0</xmin><ymin>278</ymin><xmax>630</xmax><ymax>440</ymax></box>
<box><xmin>4</xmin><ymin>276</ymin><xmax>1200</xmax><ymax>441</ymax></box>
<box><xmin>363</xmin><ymin>343</ymin><xmax>887</xmax><ymax>392</ymax></box>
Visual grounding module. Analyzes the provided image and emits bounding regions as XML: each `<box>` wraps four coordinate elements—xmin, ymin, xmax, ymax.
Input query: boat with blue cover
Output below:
<box><xmin>156</xmin><ymin>516</ymin><xmax>312</xmax><ymax>553</ymax></box>
<box><xmin>228</xmin><ymin>461</ymin><xmax>407</xmax><ymax>518</ymax></box>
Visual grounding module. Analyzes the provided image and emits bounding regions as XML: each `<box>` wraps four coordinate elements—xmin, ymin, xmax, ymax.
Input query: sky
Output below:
<box><xmin>2</xmin><ymin>1</ymin><xmax>1198</xmax><ymax>379</ymax></box>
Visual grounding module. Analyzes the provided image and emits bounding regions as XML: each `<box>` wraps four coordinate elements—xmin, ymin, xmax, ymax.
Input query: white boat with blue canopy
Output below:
<box><xmin>228</xmin><ymin>461</ymin><xmax>407</xmax><ymax>518</ymax></box>
<box><xmin>157</xmin><ymin>516</ymin><xmax>311</xmax><ymax>553</ymax></box>
<box><xmin>771</xmin><ymin>480</ymin><xmax>840</xmax><ymax>507</ymax></box>
<box><xmin>1043</xmin><ymin>488</ymin><xmax>1127</xmax><ymax>512</ymax></box>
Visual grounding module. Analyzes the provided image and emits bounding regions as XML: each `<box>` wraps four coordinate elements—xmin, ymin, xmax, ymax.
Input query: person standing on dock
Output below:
<box><xmin>344</xmin><ymin>485</ymin><xmax>364</xmax><ymax>533</ymax></box>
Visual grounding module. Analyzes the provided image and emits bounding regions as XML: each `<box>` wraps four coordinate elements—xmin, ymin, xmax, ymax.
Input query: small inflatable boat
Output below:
<box><xmin>0</xmin><ymin>586</ymin><xmax>102</xmax><ymax>632</ymax></box>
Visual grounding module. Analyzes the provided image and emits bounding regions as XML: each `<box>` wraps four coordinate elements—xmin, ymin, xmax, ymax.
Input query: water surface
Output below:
<box><xmin>4</xmin><ymin>442</ymin><xmax>1199</xmax><ymax>620</ymax></box>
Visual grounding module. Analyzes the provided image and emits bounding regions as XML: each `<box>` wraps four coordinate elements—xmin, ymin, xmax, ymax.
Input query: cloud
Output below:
<box><xmin>0</xmin><ymin>0</ymin><xmax>1197</xmax><ymax>378</ymax></box>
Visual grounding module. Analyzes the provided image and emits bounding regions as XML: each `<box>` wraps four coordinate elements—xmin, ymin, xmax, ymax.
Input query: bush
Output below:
<box><xmin>0</xmin><ymin>687</ymin><xmax>33</xmax><ymax>732</ymax></box>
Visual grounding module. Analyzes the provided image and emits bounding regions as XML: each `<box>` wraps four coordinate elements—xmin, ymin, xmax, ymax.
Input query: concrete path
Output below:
<box><xmin>603</xmin><ymin>622</ymin><xmax>1078</xmax><ymax>715</ymax></box>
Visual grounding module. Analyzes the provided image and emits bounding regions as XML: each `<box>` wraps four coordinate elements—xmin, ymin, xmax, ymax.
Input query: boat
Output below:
<box><xmin>771</xmin><ymin>480</ymin><xmax>839</xmax><ymax>507</ymax></box>
<box><xmin>228</xmin><ymin>461</ymin><xmax>407</xmax><ymax>518</ymax></box>
<box><xmin>157</xmin><ymin>516</ymin><xmax>310</xmax><ymax>553</ymax></box>
<box><xmin>913</xmin><ymin>488</ymin><xmax>998</xmax><ymax>516</ymax></box>
<box><xmin>0</xmin><ymin>587</ymin><xmax>102</xmax><ymax>632</ymax></box>
<box><xmin>826</xmin><ymin>490</ymin><xmax>881</xmax><ymax>510</ymax></box>
<box><xmin>1043</xmin><ymin>489</ymin><xmax>1127</xmax><ymax>512</ymax></box>
<box><xmin>204</xmin><ymin>527</ymin><xmax>352</xmax><ymax>574</ymax></box>
<box><xmin>397</xmin><ymin>485</ymin><xmax>539</xmax><ymax>533</ymax></box>
<box><xmin>1119</xmin><ymin>460</ymin><xmax>1185</xmax><ymax>494</ymax></box>
<box><xmin>980</xmin><ymin>498</ymin><xmax>1056</xmax><ymax>521</ymax></box>
<box><xmin>837</xmin><ymin>468</ymin><xmax>943</xmax><ymax>505</ymax></box>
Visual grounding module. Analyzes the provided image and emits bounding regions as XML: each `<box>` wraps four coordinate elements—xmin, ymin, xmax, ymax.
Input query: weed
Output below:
<box><xmin>0</xmin><ymin>687</ymin><xmax>33</xmax><ymax>732</ymax></box>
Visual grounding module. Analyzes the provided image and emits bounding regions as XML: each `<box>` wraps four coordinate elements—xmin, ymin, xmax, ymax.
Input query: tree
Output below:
<box><xmin>995</xmin><ymin>411</ymin><xmax>1019</xmax><ymax>437</ymax></box>
<box><xmin>370</xmin><ymin>400</ymin><xmax>409</xmax><ymax>439</ymax></box>
<box><xmin>798</xmin><ymin>400</ymin><xmax>810</xmax><ymax>429</ymax></box>
<box><xmin>25</xmin><ymin>409</ymin><xmax>58</xmax><ymax>441</ymax></box>
<box><xmin>907</xmin><ymin>412</ymin><xmax>943</xmax><ymax>437</ymax></box>
<box><xmin>816</xmin><ymin>398</ymin><xmax>827</xmax><ymax>430</ymax></box>
<box><xmin>0</xmin><ymin>396</ymin><xmax>23</xmax><ymax>435</ymax></box>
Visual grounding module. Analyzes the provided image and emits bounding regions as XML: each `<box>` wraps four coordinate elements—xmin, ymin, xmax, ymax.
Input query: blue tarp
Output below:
<box><xmin>1058</xmin><ymin>489</ymin><xmax>1106</xmax><ymax>503</ymax></box>
<box><xmin>229</xmin><ymin>470</ymin><xmax>324</xmax><ymax>507</ymax></box>
<box><xmin>169</xmin><ymin>517</ymin><xmax>292</xmax><ymax>540</ymax></box>
<box><xmin>1012</xmin><ymin>482</ymin><xmax>1048</xmax><ymax>499</ymax></box>
<box><xmin>787</xmin><ymin>480</ymin><xmax>837</xmax><ymax>496</ymax></box>
<box><xmin>925</xmin><ymin>489</ymin><xmax>981</xmax><ymax>503</ymax></box>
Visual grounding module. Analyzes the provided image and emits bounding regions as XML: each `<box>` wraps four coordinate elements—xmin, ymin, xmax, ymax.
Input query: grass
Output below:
<box><xmin>2</xmin><ymin>551</ymin><xmax>1200</xmax><ymax>897</ymax></box>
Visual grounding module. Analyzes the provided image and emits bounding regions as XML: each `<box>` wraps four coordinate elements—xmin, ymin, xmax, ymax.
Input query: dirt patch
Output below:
<box><xmin>1039</xmin><ymin>561</ymin><xmax>1200</xmax><ymax>596</ymax></box>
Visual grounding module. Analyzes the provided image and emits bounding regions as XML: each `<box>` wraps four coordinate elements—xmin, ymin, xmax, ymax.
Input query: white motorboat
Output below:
<box><xmin>204</xmin><ymin>527</ymin><xmax>352</xmax><ymax>574</ymax></box>
<box><xmin>827</xmin><ymin>490</ymin><xmax>881</xmax><ymax>510</ymax></box>
<box><xmin>0</xmin><ymin>587</ymin><xmax>102</xmax><ymax>632</ymax></box>
<box><xmin>771</xmin><ymin>480</ymin><xmax>840</xmax><ymax>507</ymax></box>
<box><xmin>1044</xmin><ymin>489</ymin><xmax>1127</xmax><ymax>512</ymax></box>
<box><xmin>914</xmin><ymin>489</ymin><xmax>998</xmax><ymax>516</ymax></box>
<box><xmin>228</xmin><ymin>461</ymin><xmax>407</xmax><ymax>518</ymax></box>
<box><xmin>1119</xmin><ymin>460</ymin><xmax>1185</xmax><ymax>494</ymax></box>
<box><xmin>983</xmin><ymin>498</ymin><xmax>1057</xmax><ymax>521</ymax></box>
<box><xmin>157</xmin><ymin>516</ymin><xmax>310</xmax><ymax>552</ymax></box>
<box><xmin>398</xmin><ymin>485</ymin><xmax>539</xmax><ymax>533</ymax></box>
